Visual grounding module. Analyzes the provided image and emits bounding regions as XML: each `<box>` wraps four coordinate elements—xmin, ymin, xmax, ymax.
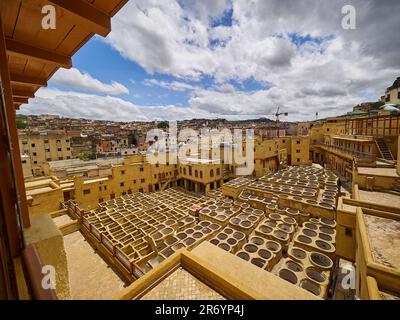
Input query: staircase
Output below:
<box><xmin>160</xmin><ymin>177</ymin><xmax>174</xmax><ymax>191</ymax></box>
<box><xmin>374</xmin><ymin>137</ymin><xmax>394</xmax><ymax>160</ymax></box>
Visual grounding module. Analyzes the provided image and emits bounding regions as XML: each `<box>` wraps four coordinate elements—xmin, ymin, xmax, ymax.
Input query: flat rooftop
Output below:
<box><xmin>25</xmin><ymin>178</ymin><xmax>53</xmax><ymax>189</ymax></box>
<box><xmin>186</xmin><ymin>157</ymin><xmax>221</xmax><ymax>164</ymax></box>
<box><xmin>332</xmin><ymin>135</ymin><xmax>372</xmax><ymax>143</ymax></box>
<box><xmin>48</xmin><ymin>158</ymin><xmax>123</xmax><ymax>170</ymax></box>
<box><xmin>26</xmin><ymin>185</ymin><xmax>55</xmax><ymax>196</ymax></box>
<box><xmin>357</xmin><ymin>167</ymin><xmax>399</xmax><ymax>178</ymax></box>
<box><xmin>358</xmin><ymin>190</ymin><xmax>400</xmax><ymax>208</ymax></box>
<box><xmin>84</xmin><ymin>177</ymin><xmax>109</xmax><ymax>184</ymax></box>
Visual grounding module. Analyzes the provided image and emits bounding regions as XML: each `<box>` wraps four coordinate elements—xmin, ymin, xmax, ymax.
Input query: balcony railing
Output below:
<box><xmin>315</xmin><ymin>143</ymin><xmax>376</xmax><ymax>162</ymax></box>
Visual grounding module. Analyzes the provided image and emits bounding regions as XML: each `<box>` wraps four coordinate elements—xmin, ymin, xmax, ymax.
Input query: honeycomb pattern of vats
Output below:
<box><xmin>236</xmin><ymin>236</ymin><xmax>283</xmax><ymax>271</ymax></box>
<box><xmin>221</xmin><ymin>177</ymin><xmax>253</xmax><ymax>199</ymax></box>
<box><xmin>151</xmin><ymin>220</ymin><xmax>222</xmax><ymax>264</ymax></box>
<box><xmin>275</xmin><ymin>246</ymin><xmax>334</xmax><ymax>299</ymax></box>
<box><xmin>245</xmin><ymin>180</ymin><xmax>319</xmax><ymax>199</ymax></box>
<box><xmin>238</xmin><ymin>190</ymin><xmax>275</xmax><ymax>210</ymax></box>
<box><xmin>176</xmin><ymin>215</ymin><xmax>197</xmax><ymax>231</ymax></box>
<box><xmin>309</xmin><ymin>217</ymin><xmax>337</xmax><ymax>229</ymax></box>
<box><xmin>199</xmin><ymin>198</ymin><xmax>241</xmax><ymax>226</ymax></box>
<box><xmin>98</xmin><ymin>192</ymin><xmax>154</xmax><ymax>211</ymax></box>
<box><xmin>84</xmin><ymin>198</ymin><xmax>188</xmax><ymax>265</ymax></box>
<box><xmin>176</xmin><ymin>220</ymin><xmax>222</xmax><ymax>249</ymax></box>
<box><xmin>223</xmin><ymin>177</ymin><xmax>253</xmax><ymax>188</ymax></box>
<box><xmin>259</xmin><ymin>165</ymin><xmax>339</xmax><ymax>190</ymax></box>
<box><xmin>82</xmin><ymin>189</ymin><xmax>223</xmax><ymax>275</ymax></box>
<box><xmin>76</xmin><ymin>165</ymin><xmax>340</xmax><ymax>291</ymax></box>
<box><xmin>254</xmin><ymin>213</ymin><xmax>298</xmax><ymax>251</ymax></box>
<box><xmin>319</xmin><ymin>186</ymin><xmax>339</xmax><ymax>206</ymax></box>
<box><xmin>209</xmin><ymin>227</ymin><xmax>246</xmax><ymax>253</ymax></box>
<box><xmin>265</xmin><ymin>203</ymin><xmax>310</xmax><ymax>225</ymax></box>
<box><xmin>243</xmin><ymin>167</ymin><xmax>341</xmax><ymax>220</ymax></box>
<box><xmin>293</xmin><ymin>219</ymin><xmax>336</xmax><ymax>258</ymax></box>
<box><xmin>149</xmin><ymin>215</ymin><xmax>196</xmax><ymax>244</ymax></box>
<box><xmin>273</xmin><ymin>193</ymin><xmax>336</xmax><ymax>220</ymax></box>
<box><xmin>206</xmin><ymin>188</ymin><xmax>225</xmax><ymax>199</ymax></box>
<box><xmin>146</xmin><ymin>188</ymin><xmax>213</xmax><ymax>215</ymax></box>
<box><xmin>228</xmin><ymin>207</ymin><xmax>264</xmax><ymax>235</ymax></box>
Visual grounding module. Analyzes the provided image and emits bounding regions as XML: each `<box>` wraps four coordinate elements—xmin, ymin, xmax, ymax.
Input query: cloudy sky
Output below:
<box><xmin>18</xmin><ymin>0</ymin><xmax>400</xmax><ymax>122</ymax></box>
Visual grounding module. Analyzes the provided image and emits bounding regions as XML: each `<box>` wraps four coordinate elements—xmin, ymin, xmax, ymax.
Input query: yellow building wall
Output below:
<box><xmin>27</xmin><ymin>188</ymin><xmax>64</xmax><ymax>216</ymax></box>
<box><xmin>353</xmin><ymin>172</ymin><xmax>398</xmax><ymax>190</ymax></box>
<box><xmin>290</xmin><ymin>136</ymin><xmax>311</xmax><ymax>165</ymax></box>
<box><xmin>385</xmin><ymin>87</ymin><xmax>400</xmax><ymax>105</ymax></box>
<box><xmin>21</xmin><ymin>155</ymin><xmax>33</xmax><ymax>178</ymax></box>
<box><xmin>19</xmin><ymin>132</ymin><xmax>72</xmax><ymax>176</ymax></box>
<box><xmin>24</xmin><ymin>214</ymin><xmax>71</xmax><ymax>300</ymax></box>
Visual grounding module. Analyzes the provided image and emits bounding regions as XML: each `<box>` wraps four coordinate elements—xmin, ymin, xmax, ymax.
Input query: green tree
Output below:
<box><xmin>16</xmin><ymin>118</ymin><xmax>27</xmax><ymax>129</ymax></box>
<box><xmin>157</xmin><ymin>121</ymin><xmax>169</xmax><ymax>129</ymax></box>
<box><xmin>78</xmin><ymin>150</ymin><xmax>96</xmax><ymax>160</ymax></box>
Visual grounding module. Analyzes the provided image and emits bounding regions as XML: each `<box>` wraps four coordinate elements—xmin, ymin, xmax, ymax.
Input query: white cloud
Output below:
<box><xmin>143</xmin><ymin>78</ymin><xmax>197</xmax><ymax>91</ymax></box>
<box><xmin>52</xmin><ymin>68</ymin><xmax>129</xmax><ymax>95</ymax></box>
<box><xmin>17</xmin><ymin>88</ymin><xmax>216</xmax><ymax>121</ymax></box>
<box><xmin>20</xmin><ymin>1</ymin><xmax>400</xmax><ymax>121</ymax></box>
<box><xmin>103</xmin><ymin>0</ymin><xmax>399</xmax><ymax>120</ymax></box>
<box><xmin>213</xmin><ymin>83</ymin><xmax>236</xmax><ymax>93</ymax></box>
<box><xmin>20</xmin><ymin>88</ymin><xmax>145</xmax><ymax>122</ymax></box>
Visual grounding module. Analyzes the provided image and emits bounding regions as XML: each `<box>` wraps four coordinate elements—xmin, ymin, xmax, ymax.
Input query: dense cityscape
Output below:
<box><xmin>0</xmin><ymin>0</ymin><xmax>399</xmax><ymax>306</ymax></box>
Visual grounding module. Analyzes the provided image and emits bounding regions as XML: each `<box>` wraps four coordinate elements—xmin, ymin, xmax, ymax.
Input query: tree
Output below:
<box><xmin>157</xmin><ymin>121</ymin><xmax>169</xmax><ymax>129</ymax></box>
<box><xmin>16</xmin><ymin>118</ymin><xmax>27</xmax><ymax>129</ymax></box>
<box><xmin>78</xmin><ymin>150</ymin><xmax>96</xmax><ymax>160</ymax></box>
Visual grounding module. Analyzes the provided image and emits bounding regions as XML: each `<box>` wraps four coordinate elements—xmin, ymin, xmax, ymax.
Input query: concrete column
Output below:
<box><xmin>205</xmin><ymin>183</ymin><xmax>210</xmax><ymax>193</ymax></box>
<box><xmin>194</xmin><ymin>182</ymin><xmax>199</xmax><ymax>193</ymax></box>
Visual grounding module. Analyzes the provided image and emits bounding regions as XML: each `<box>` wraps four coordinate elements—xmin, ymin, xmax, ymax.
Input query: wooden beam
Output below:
<box><xmin>10</xmin><ymin>73</ymin><xmax>47</xmax><ymax>87</ymax></box>
<box><xmin>0</xmin><ymin>15</ymin><xmax>29</xmax><ymax>262</ymax></box>
<box><xmin>47</xmin><ymin>0</ymin><xmax>111</xmax><ymax>37</ymax></box>
<box><xmin>110</xmin><ymin>0</ymin><xmax>129</xmax><ymax>17</ymax></box>
<box><xmin>5</xmin><ymin>38</ymin><xmax>71</xmax><ymax>68</ymax></box>
<box><xmin>13</xmin><ymin>97</ymin><xmax>29</xmax><ymax>105</ymax></box>
<box><xmin>12</xmin><ymin>87</ymin><xmax>35</xmax><ymax>98</ymax></box>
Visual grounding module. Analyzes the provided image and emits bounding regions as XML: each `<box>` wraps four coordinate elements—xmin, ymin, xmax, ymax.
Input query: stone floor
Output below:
<box><xmin>63</xmin><ymin>231</ymin><xmax>126</xmax><ymax>300</ymax></box>
<box><xmin>364</xmin><ymin>214</ymin><xmax>400</xmax><ymax>269</ymax></box>
<box><xmin>140</xmin><ymin>267</ymin><xmax>226</xmax><ymax>300</ymax></box>
<box><xmin>358</xmin><ymin>190</ymin><xmax>400</xmax><ymax>208</ymax></box>
<box><xmin>52</xmin><ymin>214</ymin><xmax>74</xmax><ymax>227</ymax></box>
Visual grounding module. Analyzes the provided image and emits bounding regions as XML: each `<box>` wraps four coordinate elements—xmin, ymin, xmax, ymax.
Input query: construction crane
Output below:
<box><xmin>275</xmin><ymin>107</ymin><xmax>288</xmax><ymax>137</ymax></box>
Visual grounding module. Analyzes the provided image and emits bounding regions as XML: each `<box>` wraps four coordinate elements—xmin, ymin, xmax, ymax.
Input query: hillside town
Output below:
<box><xmin>0</xmin><ymin>0</ymin><xmax>399</xmax><ymax>305</ymax></box>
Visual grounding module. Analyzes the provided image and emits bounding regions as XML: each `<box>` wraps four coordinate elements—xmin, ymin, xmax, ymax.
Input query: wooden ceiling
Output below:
<box><xmin>1</xmin><ymin>0</ymin><xmax>128</xmax><ymax>109</ymax></box>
